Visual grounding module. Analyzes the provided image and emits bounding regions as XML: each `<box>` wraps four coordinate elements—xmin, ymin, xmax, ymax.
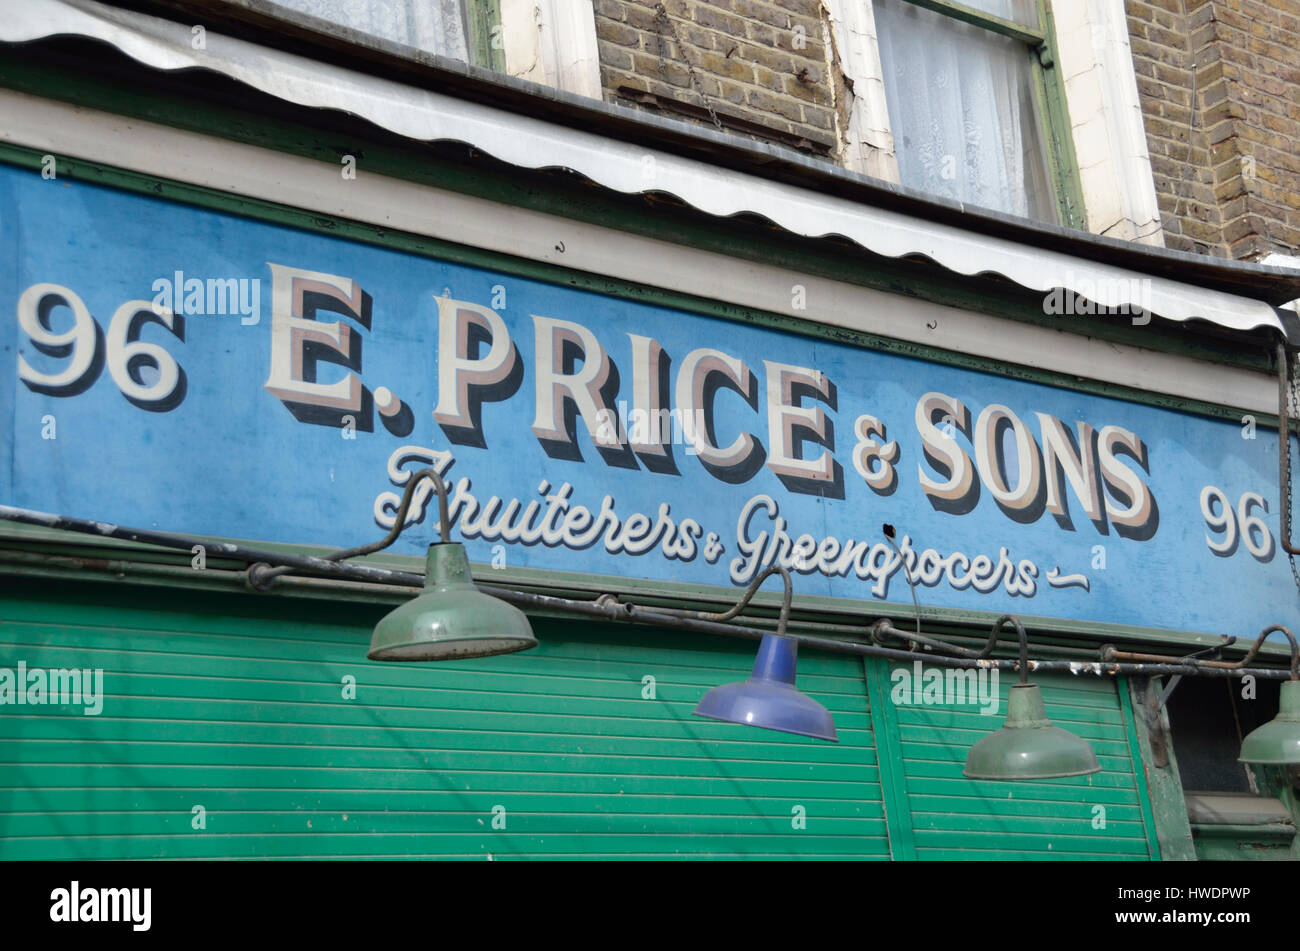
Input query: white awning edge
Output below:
<box><xmin>5</xmin><ymin>0</ymin><xmax>1286</xmax><ymax>335</ymax></box>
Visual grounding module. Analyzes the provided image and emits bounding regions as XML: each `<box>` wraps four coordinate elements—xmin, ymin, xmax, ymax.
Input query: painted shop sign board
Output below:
<box><xmin>1</xmin><ymin>167</ymin><xmax>1293</xmax><ymax>636</ymax></box>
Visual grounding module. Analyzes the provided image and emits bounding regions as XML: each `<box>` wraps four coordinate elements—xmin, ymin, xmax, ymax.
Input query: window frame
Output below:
<box><xmin>880</xmin><ymin>0</ymin><xmax>1086</xmax><ymax>229</ymax></box>
<box><xmin>466</xmin><ymin>0</ymin><xmax>505</xmax><ymax>72</ymax></box>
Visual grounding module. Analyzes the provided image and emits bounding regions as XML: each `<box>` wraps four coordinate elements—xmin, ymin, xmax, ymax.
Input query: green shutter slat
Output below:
<box><xmin>912</xmin><ymin>849</ymin><xmax>1148</xmax><ymax>861</ymax></box>
<box><xmin>0</xmin><ymin>700</ymin><xmax>873</xmax><ymax>739</ymax></box>
<box><xmin>0</xmin><ymin>718</ymin><xmax>878</xmax><ymax>764</ymax></box>
<box><xmin>2</xmin><ymin>810</ymin><xmax>890</xmax><ymax>838</ymax></box>
<box><xmin>895</xmin><ymin>708</ymin><xmax>1126</xmax><ymax>731</ymax></box>
<box><xmin>902</xmin><ymin>777</ymin><xmax>1145</xmax><ymax>805</ymax></box>
<box><xmin>0</xmin><ymin>787</ymin><xmax>885</xmax><ymax>815</ymax></box>
<box><xmin>902</xmin><ymin>758</ymin><xmax>1140</xmax><ymax>783</ymax></box>
<box><xmin>1</xmin><ymin>626</ymin><xmax>866</xmax><ymax>697</ymax></box>
<box><xmin>0</xmin><ymin>832</ymin><xmax>894</xmax><ymax>860</ymax></box>
<box><xmin>906</xmin><ymin>794</ymin><xmax>1145</xmax><ymax>821</ymax></box>
<box><xmin>909</xmin><ymin>812</ymin><xmax>1149</xmax><ymax>835</ymax></box>
<box><xmin>900</xmin><ymin>732</ymin><xmax>1135</xmax><ymax>757</ymax></box>
<box><xmin>2</xmin><ymin>762</ymin><xmax>880</xmax><ymax>796</ymax></box>
<box><xmin>1</xmin><ymin>743</ymin><xmax>883</xmax><ymax>782</ymax></box>
<box><xmin>912</xmin><ymin>830</ymin><xmax>1151</xmax><ymax>855</ymax></box>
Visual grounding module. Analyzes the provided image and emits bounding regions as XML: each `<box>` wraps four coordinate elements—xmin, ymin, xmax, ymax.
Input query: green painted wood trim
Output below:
<box><xmin>468</xmin><ymin>0</ymin><xmax>505</xmax><ymax>71</ymax></box>
<box><xmin>1248</xmin><ymin>764</ymin><xmax>1300</xmax><ymax>858</ymax></box>
<box><xmin>863</xmin><ymin>656</ymin><xmax>918</xmax><ymax>859</ymax></box>
<box><xmin>900</xmin><ymin>0</ymin><xmax>1046</xmax><ymax>44</ymax></box>
<box><xmin>1277</xmin><ymin>780</ymin><xmax>1300</xmax><ymax>860</ymax></box>
<box><xmin>1190</xmin><ymin>823</ymin><xmax>1297</xmax><ymax>838</ymax></box>
<box><xmin>1123</xmin><ymin>677</ymin><xmax>1197</xmax><ymax>860</ymax></box>
<box><xmin>0</xmin><ymin>52</ymin><xmax>1280</xmax><ymax>399</ymax></box>
<box><xmin>1035</xmin><ymin>0</ymin><xmax>1087</xmax><ymax>230</ymax></box>
<box><xmin>1118</xmin><ymin>676</ymin><xmax>1165</xmax><ymax>859</ymax></box>
<box><xmin>1191</xmin><ymin>836</ymin><xmax>1297</xmax><ymax>860</ymax></box>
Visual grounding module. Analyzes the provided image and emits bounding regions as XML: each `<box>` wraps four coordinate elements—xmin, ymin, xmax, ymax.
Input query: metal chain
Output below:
<box><xmin>653</xmin><ymin>3</ymin><xmax>726</xmax><ymax>134</ymax></box>
<box><xmin>1286</xmin><ymin>347</ymin><xmax>1300</xmax><ymax>593</ymax></box>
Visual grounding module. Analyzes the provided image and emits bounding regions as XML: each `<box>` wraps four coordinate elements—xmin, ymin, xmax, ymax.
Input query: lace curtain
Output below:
<box><xmin>271</xmin><ymin>0</ymin><xmax>471</xmax><ymax>61</ymax></box>
<box><xmin>873</xmin><ymin>0</ymin><xmax>1055</xmax><ymax>222</ymax></box>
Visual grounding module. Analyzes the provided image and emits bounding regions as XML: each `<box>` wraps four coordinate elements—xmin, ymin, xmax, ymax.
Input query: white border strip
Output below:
<box><xmin>0</xmin><ymin>87</ymin><xmax>1278</xmax><ymax>415</ymax></box>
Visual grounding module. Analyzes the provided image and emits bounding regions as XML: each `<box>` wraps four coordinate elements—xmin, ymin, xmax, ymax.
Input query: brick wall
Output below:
<box><xmin>593</xmin><ymin>0</ymin><xmax>838</xmax><ymax>156</ymax></box>
<box><xmin>1128</xmin><ymin>0</ymin><xmax>1300</xmax><ymax>259</ymax></box>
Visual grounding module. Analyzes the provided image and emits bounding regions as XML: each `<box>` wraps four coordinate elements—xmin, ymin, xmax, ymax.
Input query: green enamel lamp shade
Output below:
<box><xmin>963</xmin><ymin>683</ymin><xmax>1102</xmax><ymax>780</ymax></box>
<box><xmin>1239</xmin><ymin>680</ymin><xmax>1300</xmax><ymax>764</ymax></box>
<box><xmin>368</xmin><ymin>543</ymin><xmax>537</xmax><ymax>661</ymax></box>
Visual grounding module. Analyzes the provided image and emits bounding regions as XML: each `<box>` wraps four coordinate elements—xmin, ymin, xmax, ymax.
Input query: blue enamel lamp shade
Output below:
<box><xmin>1239</xmin><ymin>679</ymin><xmax>1300</xmax><ymax>764</ymax></box>
<box><xmin>368</xmin><ymin>543</ymin><xmax>537</xmax><ymax>661</ymax></box>
<box><xmin>693</xmin><ymin>633</ymin><xmax>838</xmax><ymax>742</ymax></box>
<box><xmin>963</xmin><ymin>683</ymin><xmax>1101</xmax><ymax>780</ymax></box>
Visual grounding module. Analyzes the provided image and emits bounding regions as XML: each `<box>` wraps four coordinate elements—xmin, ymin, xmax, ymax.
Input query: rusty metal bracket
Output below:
<box><xmin>1133</xmin><ymin>642</ymin><xmax>1235</xmax><ymax>769</ymax></box>
<box><xmin>1141</xmin><ymin>678</ymin><xmax>1172</xmax><ymax>769</ymax></box>
<box><xmin>1148</xmin><ymin>641</ymin><xmax>1237</xmax><ymax>716</ymax></box>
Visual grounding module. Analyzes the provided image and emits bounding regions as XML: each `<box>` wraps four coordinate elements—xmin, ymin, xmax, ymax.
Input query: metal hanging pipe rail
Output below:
<box><xmin>0</xmin><ymin>504</ymin><xmax>426</xmax><ymax>587</ymax></box>
<box><xmin>1103</xmin><ymin>624</ymin><xmax>1299</xmax><ymax>680</ymax></box>
<box><xmin>872</xmin><ymin>618</ymin><xmax>1003</xmax><ymax>659</ymax></box>
<box><xmin>631</xmin><ymin>563</ymin><xmax>795</xmax><ymax>635</ymax></box>
<box><xmin>0</xmin><ymin>503</ymin><xmax>1294</xmax><ymax>680</ymax></box>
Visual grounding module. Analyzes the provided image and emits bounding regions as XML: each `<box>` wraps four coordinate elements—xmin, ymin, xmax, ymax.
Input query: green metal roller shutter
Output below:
<box><xmin>0</xmin><ymin>579</ymin><xmax>889</xmax><ymax>860</ymax></box>
<box><xmin>868</xmin><ymin>657</ymin><xmax>1158</xmax><ymax>860</ymax></box>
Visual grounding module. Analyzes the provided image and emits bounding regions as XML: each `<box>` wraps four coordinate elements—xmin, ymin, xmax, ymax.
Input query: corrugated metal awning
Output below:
<box><xmin>5</xmin><ymin>0</ymin><xmax>1290</xmax><ymax>334</ymax></box>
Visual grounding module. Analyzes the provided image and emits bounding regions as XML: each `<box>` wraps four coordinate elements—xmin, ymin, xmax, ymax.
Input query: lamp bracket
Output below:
<box><xmin>1151</xmin><ymin>641</ymin><xmax>1235</xmax><ymax>715</ymax></box>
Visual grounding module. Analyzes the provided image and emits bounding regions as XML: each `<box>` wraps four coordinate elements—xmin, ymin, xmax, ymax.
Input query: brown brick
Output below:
<box><xmin>745</xmin><ymin>87</ymin><xmax>804</xmax><ymax>122</ymax></box>
<box><xmin>595</xmin><ymin>16</ymin><xmax>641</xmax><ymax>46</ymax></box>
<box><xmin>783</xmin><ymin>70</ymin><xmax>829</xmax><ymax>105</ymax></box>
<box><xmin>1221</xmin><ymin>214</ymin><xmax>1265</xmax><ymax>245</ymax></box>
<box><xmin>745</xmin><ymin>18</ymin><xmax>777</xmax><ymax>45</ymax></box>
<box><xmin>696</xmin><ymin>48</ymin><xmax>755</xmax><ymax>82</ymax></box>
<box><xmin>630</xmin><ymin>50</ymin><xmax>693</xmax><ymax>87</ymax></box>
<box><xmin>697</xmin><ymin>75</ymin><xmax>749</xmax><ymax>107</ymax></box>
<box><xmin>601</xmin><ymin>46</ymin><xmax>635</xmax><ymax>72</ymax></box>
<box><xmin>801</xmin><ymin>105</ymin><xmax>833</xmax><ymax>131</ymax></box>
<box><xmin>692</xmin><ymin>5</ymin><xmax>747</xmax><ymax>35</ymax></box>
<box><xmin>623</xmin><ymin>3</ymin><xmax>661</xmax><ymax>31</ymax></box>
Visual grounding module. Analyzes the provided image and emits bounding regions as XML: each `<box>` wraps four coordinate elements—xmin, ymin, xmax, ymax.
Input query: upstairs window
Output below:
<box><xmin>872</xmin><ymin>0</ymin><xmax>1077</xmax><ymax>225</ymax></box>
<box><xmin>223</xmin><ymin>0</ymin><xmax>504</xmax><ymax>68</ymax></box>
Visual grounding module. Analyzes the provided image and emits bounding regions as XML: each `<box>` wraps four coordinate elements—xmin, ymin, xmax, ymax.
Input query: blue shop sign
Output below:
<box><xmin>1</xmin><ymin>165</ymin><xmax>1292</xmax><ymax>637</ymax></box>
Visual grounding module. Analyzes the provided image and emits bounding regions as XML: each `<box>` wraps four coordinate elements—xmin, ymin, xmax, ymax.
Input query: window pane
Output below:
<box><xmin>874</xmin><ymin>0</ymin><xmax>1056</xmax><ymax>223</ymax></box>
<box><xmin>951</xmin><ymin>0</ymin><xmax>1041</xmax><ymax>30</ymax></box>
<box><xmin>268</xmin><ymin>0</ymin><xmax>472</xmax><ymax>61</ymax></box>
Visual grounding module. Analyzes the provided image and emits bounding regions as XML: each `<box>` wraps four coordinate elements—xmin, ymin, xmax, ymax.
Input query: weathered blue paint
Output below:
<box><xmin>1</xmin><ymin>166</ymin><xmax>1293</xmax><ymax>637</ymax></box>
